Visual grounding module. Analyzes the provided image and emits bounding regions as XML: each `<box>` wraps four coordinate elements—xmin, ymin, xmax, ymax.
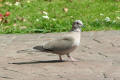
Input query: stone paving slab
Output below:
<box><xmin>0</xmin><ymin>30</ymin><xmax>120</xmax><ymax>80</ymax></box>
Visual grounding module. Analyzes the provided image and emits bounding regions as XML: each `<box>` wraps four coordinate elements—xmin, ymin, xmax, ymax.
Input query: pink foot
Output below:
<box><xmin>67</xmin><ymin>54</ymin><xmax>79</xmax><ymax>62</ymax></box>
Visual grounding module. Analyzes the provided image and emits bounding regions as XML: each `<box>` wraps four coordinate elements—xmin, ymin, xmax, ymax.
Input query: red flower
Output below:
<box><xmin>0</xmin><ymin>13</ymin><xmax>3</xmax><ymax>21</ymax></box>
<box><xmin>5</xmin><ymin>12</ymin><xmax>10</xmax><ymax>17</ymax></box>
<box><xmin>0</xmin><ymin>13</ymin><xmax>3</xmax><ymax>18</ymax></box>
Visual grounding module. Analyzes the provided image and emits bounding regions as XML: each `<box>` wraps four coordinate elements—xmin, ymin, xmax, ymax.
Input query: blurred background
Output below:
<box><xmin>0</xmin><ymin>0</ymin><xmax>120</xmax><ymax>33</ymax></box>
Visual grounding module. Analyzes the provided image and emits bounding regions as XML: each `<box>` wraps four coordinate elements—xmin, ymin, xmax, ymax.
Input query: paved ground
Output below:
<box><xmin>0</xmin><ymin>30</ymin><xmax>120</xmax><ymax>80</ymax></box>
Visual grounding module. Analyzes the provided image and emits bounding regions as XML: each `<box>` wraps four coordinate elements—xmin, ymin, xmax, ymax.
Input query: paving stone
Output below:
<box><xmin>0</xmin><ymin>30</ymin><xmax>120</xmax><ymax>80</ymax></box>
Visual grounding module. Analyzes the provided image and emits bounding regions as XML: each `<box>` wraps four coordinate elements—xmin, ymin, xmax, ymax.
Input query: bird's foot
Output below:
<box><xmin>70</xmin><ymin>58</ymin><xmax>79</xmax><ymax>62</ymax></box>
<box><xmin>67</xmin><ymin>54</ymin><xmax>79</xmax><ymax>62</ymax></box>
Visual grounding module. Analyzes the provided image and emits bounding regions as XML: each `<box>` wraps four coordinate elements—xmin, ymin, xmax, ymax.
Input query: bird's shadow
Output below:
<box><xmin>9</xmin><ymin>60</ymin><xmax>66</xmax><ymax>65</ymax></box>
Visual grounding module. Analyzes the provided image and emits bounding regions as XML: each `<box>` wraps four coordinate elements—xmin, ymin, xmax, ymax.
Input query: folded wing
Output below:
<box><xmin>33</xmin><ymin>37</ymin><xmax>74</xmax><ymax>52</ymax></box>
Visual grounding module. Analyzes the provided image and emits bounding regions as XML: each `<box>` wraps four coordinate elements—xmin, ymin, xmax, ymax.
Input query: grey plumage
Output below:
<box><xmin>33</xmin><ymin>20</ymin><xmax>84</xmax><ymax>61</ymax></box>
<box><xmin>33</xmin><ymin>36</ymin><xmax>74</xmax><ymax>54</ymax></box>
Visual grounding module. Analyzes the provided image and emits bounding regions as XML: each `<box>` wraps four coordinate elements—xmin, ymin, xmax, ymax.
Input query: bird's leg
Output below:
<box><xmin>59</xmin><ymin>55</ymin><xmax>63</xmax><ymax>62</ymax></box>
<box><xmin>67</xmin><ymin>54</ymin><xmax>78</xmax><ymax>61</ymax></box>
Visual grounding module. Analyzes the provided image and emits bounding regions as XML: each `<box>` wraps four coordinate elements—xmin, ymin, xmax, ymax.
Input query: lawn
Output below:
<box><xmin>0</xmin><ymin>0</ymin><xmax>120</xmax><ymax>33</ymax></box>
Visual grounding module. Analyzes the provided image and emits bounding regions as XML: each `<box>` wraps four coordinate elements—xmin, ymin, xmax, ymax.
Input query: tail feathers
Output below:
<box><xmin>33</xmin><ymin>45</ymin><xmax>45</xmax><ymax>51</ymax></box>
<box><xmin>17</xmin><ymin>49</ymin><xmax>39</xmax><ymax>54</ymax></box>
<box><xmin>17</xmin><ymin>46</ymin><xmax>46</xmax><ymax>54</ymax></box>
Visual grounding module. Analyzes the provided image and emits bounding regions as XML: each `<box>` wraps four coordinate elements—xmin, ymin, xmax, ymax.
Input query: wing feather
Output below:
<box><xmin>43</xmin><ymin>37</ymin><xmax>74</xmax><ymax>51</ymax></box>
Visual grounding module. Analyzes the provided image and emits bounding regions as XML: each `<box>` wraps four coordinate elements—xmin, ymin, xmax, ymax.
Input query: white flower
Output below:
<box><xmin>95</xmin><ymin>19</ymin><xmax>99</xmax><ymax>22</ymax></box>
<box><xmin>105</xmin><ymin>17</ymin><xmax>111</xmax><ymax>22</ymax></box>
<box><xmin>36</xmin><ymin>19</ymin><xmax>39</xmax><ymax>22</ymax></box>
<box><xmin>5</xmin><ymin>2</ymin><xmax>12</xmax><ymax>6</ymax></box>
<box><xmin>43</xmin><ymin>11</ymin><xmax>48</xmax><ymax>15</ymax></box>
<box><xmin>5</xmin><ymin>2</ymin><xmax>9</xmax><ymax>5</ymax></box>
<box><xmin>27</xmin><ymin>0</ymin><xmax>30</xmax><ymax>3</ymax></box>
<box><xmin>15</xmin><ymin>2</ymin><xmax>20</xmax><ymax>6</ymax></box>
<box><xmin>9</xmin><ymin>3</ymin><xmax>12</xmax><ymax>6</ymax></box>
<box><xmin>113</xmin><ymin>20</ymin><xmax>116</xmax><ymax>23</ymax></box>
<box><xmin>116</xmin><ymin>16</ymin><xmax>120</xmax><ymax>20</ymax></box>
<box><xmin>100</xmin><ymin>13</ymin><xmax>104</xmax><ymax>16</ymax></box>
<box><xmin>42</xmin><ymin>16</ymin><xmax>49</xmax><ymax>19</ymax></box>
<box><xmin>52</xmin><ymin>18</ymin><xmax>56</xmax><ymax>21</ymax></box>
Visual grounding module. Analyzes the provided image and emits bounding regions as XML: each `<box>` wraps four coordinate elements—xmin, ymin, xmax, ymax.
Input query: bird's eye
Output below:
<box><xmin>76</xmin><ymin>22</ymin><xmax>79</xmax><ymax>24</ymax></box>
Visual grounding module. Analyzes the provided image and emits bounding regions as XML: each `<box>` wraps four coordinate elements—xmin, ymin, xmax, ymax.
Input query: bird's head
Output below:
<box><xmin>71</xmin><ymin>20</ymin><xmax>84</xmax><ymax>32</ymax></box>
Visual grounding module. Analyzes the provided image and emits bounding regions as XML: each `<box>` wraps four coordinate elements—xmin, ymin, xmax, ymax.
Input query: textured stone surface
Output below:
<box><xmin>0</xmin><ymin>30</ymin><xmax>120</xmax><ymax>80</ymax></box>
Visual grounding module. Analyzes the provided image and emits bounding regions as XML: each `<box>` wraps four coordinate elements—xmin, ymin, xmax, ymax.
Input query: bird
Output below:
<box><xmin>33</xmin><ymin>20</ymin><xmax>84</xmax><ymax>61</ymax></box>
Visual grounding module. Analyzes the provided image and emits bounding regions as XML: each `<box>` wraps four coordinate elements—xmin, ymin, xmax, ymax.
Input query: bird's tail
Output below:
<box><xmin>33</xmin><ymin>45</ymin><xmax>45</xmax><ymax>51</ymax></box>
<box><xmin>17</xmin><ymin>49</ymin><xmax>39</xmax><ymax>54</ymax></box>
<box><xmin>17</xmin><ymin>46</ymin><xmax>45</xmax><ymax>54</ymax></box>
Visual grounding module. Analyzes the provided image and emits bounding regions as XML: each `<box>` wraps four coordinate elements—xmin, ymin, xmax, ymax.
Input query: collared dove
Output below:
<box><xmin>33</xmin><ymin>20</ymin><xmax>84</xmax><ymax>61</ymax></box>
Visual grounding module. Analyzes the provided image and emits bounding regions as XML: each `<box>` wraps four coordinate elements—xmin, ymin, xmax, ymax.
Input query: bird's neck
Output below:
<box><xmin>71</xmin><ymin>28</ymin><xmax>81</xmax><ymax>32</ymax></box>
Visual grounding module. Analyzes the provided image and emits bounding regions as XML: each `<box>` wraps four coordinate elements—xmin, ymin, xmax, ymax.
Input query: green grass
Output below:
<box><xmin>0</xmin><ymin>0</ymin><xmax>120</xmax><ymax>33</ymax></box>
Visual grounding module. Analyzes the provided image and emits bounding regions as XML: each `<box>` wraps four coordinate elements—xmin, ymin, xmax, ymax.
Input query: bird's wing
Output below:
<box><xmin>43</xmin><ymin>37</ymin><xmax>74</xmax><ymax>51</ymax></box>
